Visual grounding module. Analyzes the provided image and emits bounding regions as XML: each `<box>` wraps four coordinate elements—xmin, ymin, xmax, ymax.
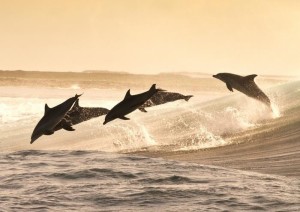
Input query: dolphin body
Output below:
<box><xmin>138</xmin><ymin>91</ymin><xmax>193</xmax><ymax>112</ymax></box>
<box><xmin>213</xmin><ymin>73</ymin><xmax>271</xmax><ymax>107</ymax></box>
<box><xmin>54</xmin><ymin>99</ymin><xmax>109</xmax><ymax>131</ymax></box>
<box><xmin>103</xmin><ymin>84</ymin><xmax>164</xmax><ymax>125</ymax></box>
<box><xmin>30</xmin><ymin>94</ymin><xmax>82</xmax><ymax>144</ymax></box>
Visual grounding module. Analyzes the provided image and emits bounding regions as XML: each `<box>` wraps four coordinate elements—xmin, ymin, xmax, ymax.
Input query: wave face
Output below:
<box><xmin>1</xmin><ymin>81</ymin><xmax>299</xmax><ymax>153</ymax></box>
<box><xmin>0</xmin><ymin>79</ymin><xmax>300</xmax><ymax>210</ymax></box>
<box><xmin>0</xmin><ymin>150</ymin><xmax>299</xmax><ymax>211</ymax></box>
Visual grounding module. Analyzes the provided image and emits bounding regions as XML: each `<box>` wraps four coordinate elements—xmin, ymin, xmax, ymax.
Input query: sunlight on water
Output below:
<box><xmin>70</xmin><ymin>84</ymin><xmax>81</xmax><ymax>90</ymax></box>
<box><xmin>107</xmin><ymin>121</ymin><xmax>157</xmax><ymax>151</ymax></box>
<box><xmin>177</xmin><ymin>126</ymin><xmax>226</xmax><ymax>151</ymax></box>
<box><xmin>0</xmin><ymin>80</ymin><xmax>298</xmax><ymax>153</ymax></box>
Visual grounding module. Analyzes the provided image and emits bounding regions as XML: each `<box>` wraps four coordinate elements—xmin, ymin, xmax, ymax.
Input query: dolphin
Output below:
<box><xmin>138</xmin><ymin>91</ymin><xmax>193</xmax><ymax>112</ymax></box>
<box><xmin>30</xmin><ymin>94</ymin><xmax>82</xmax><ymax>144</ymax></box>
<box><xmin>54</xmin><ymin>99</ymin><xmax>109</xmax><ymax>131</ymax></box>
<box><xmin>103</xmin><ymin>84</ymin><xmax>165</xmax><ymax>125</ymax></box>
<box><xmin>213</xmin><ymin>73</ymin><xmax>271</xmax><ymax>107</ymax></box>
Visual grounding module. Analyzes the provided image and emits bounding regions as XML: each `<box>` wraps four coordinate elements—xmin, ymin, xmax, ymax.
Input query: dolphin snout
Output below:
<box><xmin>103</xmin><ymin>121</ymin><xmax>107</xmax><ymax>125</ymax></box>
<box><xmin>213</xmin><ymin>75</ymin><xmax>217</xmax><ymax>78</ymax></box>
<box><xmin>30</xmin><ymin>135</ymin><xmax>39</xmax><ymax>144</ymax></box>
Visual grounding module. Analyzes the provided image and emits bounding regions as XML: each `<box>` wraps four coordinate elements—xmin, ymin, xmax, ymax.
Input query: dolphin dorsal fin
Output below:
<box><xmin>124</xmin><ymin>89</ymin><xmax>131</xmax><ymax>100</ymax></box>
<box><xmin>150</xmin><ymin>84</ymin><xmax>156</xmax><ymax>91</ymax></box>
<box><xmin>244</xmin><ymin>74</ymin><xmax>257</xmax><ymax>82</ymax></box>
<box><xmin>44</xmin><ymin>104</ymin><xmax>50</xmax><ymax>114</ymax></box>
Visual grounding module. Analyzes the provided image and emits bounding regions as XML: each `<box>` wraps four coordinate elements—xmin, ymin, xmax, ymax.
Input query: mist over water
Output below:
<box><xmin>0</xmin><ymin>78</ymin><xmax>299</xmax><ymax>211</ymax></box>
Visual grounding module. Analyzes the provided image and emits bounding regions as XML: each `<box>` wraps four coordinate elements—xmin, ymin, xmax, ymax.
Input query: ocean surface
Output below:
<box><xmin>0</xmin><ymin>79</ymin><xmax>300</xmax><ymax>211</ymax></box>
<box><xmin>0</xmin><ymin>150</ymin><xmax>299</xmax><ymax>211</ymax></box>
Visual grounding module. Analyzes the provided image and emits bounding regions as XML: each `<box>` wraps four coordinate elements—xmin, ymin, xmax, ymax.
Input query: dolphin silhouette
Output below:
<box><xmin>54</xmin><ymin>99</ymin><xmax>109</xmax><ymax>131</ymax></box>
<box><xmin>103</xmin><ymin>84</ymin><xmax>165</xmax><ymax>125</ymax></box>
<box><xmin>213</xmin><ymin>73</ymin><xmax>271</xmax><ymax>107</ymax></box>
<box><xmin>138</xmin><ymin>91</ymin><xmax>193</xmax><ymax>112</ymax></box>
<box><xmin>30</xmin><ymin>94</ymin><xmax>82</xmax><ymax>144</ymax></box>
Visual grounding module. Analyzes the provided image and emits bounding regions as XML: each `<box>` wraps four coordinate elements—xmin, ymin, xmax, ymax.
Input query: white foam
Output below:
<box><xmin>104</xmin><ymin>121</ymin><xmax>157</xmax><ymax>151</ymax></box>
<box><xmin>70</xmin><ymin>84</ymin><xmax>81</xmax><ymax>90</ymax></box>
<box><xmin>271</xmin><ymin>103</ymin><xmax>281</xmax><ymax>119</ymax></box>
<box><xmin>177</xmin><ymin>126</ymin><xmax>227</xmax><ymax>151</ymax></box>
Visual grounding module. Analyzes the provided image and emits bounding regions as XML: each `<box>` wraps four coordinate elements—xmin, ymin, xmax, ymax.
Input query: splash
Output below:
<box><xmin>271</xmin><ymin>103</ymin><xmax>281</xmax><ymax>118</ymax></box>
<box><xmin>108</xmin><ymin>121</ymin><xmax>156</xmax><ymax>151</ymax></box>
<box><xmin>139</xmin><ymin>124</ymin><xmax>157</xmax><ymax>146</ymax></box>
<box><xmin>0</xmin><ymin>97</ymin><xmax>44</xmax><ymax>124</ymax></box>
<box><xmin>177</xmin><ymin>126</ymin><xmax>227</xmax><ymax>151</ymax></box>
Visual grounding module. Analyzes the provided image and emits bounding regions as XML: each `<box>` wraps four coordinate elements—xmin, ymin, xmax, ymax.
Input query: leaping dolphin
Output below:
<box><xmin>103</xmin><ymin>84</ymin><xmax>165</xmax><ymax>125</ymax></box>
<box><xmin>138</xmin><ymin>91</ymin><xmax>193</xmax><ymax>112</ymax></box>
<box><xmin>54</xmin><ymin>99</ymin><xmax>109</xmax><ymax>131</ymax></box>
<box><xmin>213</xmin><ymin>73</ymin><xmax>271</xmax><ymax>107</ymax></box>
<box><xmin>30</xmin><ymin>94</ymin><xmax>82</xmax><ymax>144</ymax></box>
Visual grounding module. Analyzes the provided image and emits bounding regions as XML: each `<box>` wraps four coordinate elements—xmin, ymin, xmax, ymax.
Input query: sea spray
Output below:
<box><xmin>271</xmin><ymin>103</ymin><xmax>281</xmax><ymax>118</ymax></box>
<box><xmin>177</xmin><ymin>126</ymin><xmax>226</xmax><ymax>151</ymax></box>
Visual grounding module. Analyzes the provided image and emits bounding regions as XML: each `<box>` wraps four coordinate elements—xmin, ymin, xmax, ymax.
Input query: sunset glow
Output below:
<box><xmin>0</xmin><ymin>0</ymin><xmax>299</xmax><ymax>75</ymax></box>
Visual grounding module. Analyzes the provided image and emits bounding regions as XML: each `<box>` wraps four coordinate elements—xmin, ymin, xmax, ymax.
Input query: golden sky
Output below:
<box><xmin>0</xmin><ymin>0</ymin><xmax>299</xmax><ymax>75</ymax></box>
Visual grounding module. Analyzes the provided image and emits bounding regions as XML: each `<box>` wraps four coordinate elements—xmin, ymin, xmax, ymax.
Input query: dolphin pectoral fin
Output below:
<box><xmin>226</xmin><ymin>83</ymin><xmax>233</xmax><ymax>92</ymax></box>
<box><xmin>63</xmin><ymin>125</ymin><xmax>75</xmax><ymax>131</ymax></box>
<box><xmin>60</xmin><ymin>118</ymin><xmax>75</xmax><ymax>131</ymax></box>
<box><xmin>139</xmin><ymin>108</ymin><xmax>147</xmax><ymax>113</ymax></box>
<box><xmin>119</xmin><ymin>116</ymin><xmax>130</xmax><ymax>120</ymax></box>
<box><xmin>44</xmin><ymin>130</ymin><xmax>54</xmax><ymax>135</ymax></box>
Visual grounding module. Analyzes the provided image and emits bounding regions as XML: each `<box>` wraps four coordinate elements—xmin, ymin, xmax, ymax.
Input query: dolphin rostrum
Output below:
<box><xmin>30</xmin><ymin>94</ymin><xmax>82</xmax><ymax>144</ymax></box>
<box><xmin>138</xmin><ymin>91</ymin><xmax>193</xmax><ymax>112</ymax></box>
<box><xmin>213</xmin><ymin>73</ymin><xmax>271</xmax><ymax>107</ymax></box>
<box><xmin>103</xmin><ymin>84</ymin><xmax>165</xmax><ymax>125</ymax></box>
<box><xmin>54</xmin><ymin>99</ymin><xmax>109</xmax><ymax>131</ymax></box>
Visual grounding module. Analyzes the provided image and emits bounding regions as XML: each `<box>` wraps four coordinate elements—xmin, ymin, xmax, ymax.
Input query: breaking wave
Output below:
<box><xmin>0</xmin><ymin>80</ymin><xmax>299</xmax><ymax>153</ymax></box>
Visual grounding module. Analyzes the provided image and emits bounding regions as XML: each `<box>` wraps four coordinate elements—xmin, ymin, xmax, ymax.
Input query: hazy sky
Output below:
<box><xmin>0</xmin><ymin>0</ymin><xmax>300</xmax><ymax>75</ymax></box>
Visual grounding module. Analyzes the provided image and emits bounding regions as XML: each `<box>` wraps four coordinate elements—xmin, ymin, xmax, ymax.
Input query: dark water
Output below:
<box><xmin>0</xmin><ymin>150</ymin><xmax>299</xmax><ymax>211</ymax></box>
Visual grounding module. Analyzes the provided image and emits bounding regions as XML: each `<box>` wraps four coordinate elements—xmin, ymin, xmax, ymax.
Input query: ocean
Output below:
<box><xmin>0</xmin><ymin>74</ymin><xmax>299</xmax><ymax>211</ymax></box>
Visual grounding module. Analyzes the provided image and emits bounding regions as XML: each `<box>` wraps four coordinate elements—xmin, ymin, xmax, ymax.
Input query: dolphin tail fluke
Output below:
<box><xmin>184</xmin><ymin>95</ymin><xmax>193</xmax><ymax>101</ymax></box>
<box><xmin>138</xmin><ymin>107</ymin><xmax>148</xmax><ymax>112</ymax></box>
<box><xmin>75</xmin><ymin>93</ymin><xmax>83</xmax><ymax>98</ymax></box>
